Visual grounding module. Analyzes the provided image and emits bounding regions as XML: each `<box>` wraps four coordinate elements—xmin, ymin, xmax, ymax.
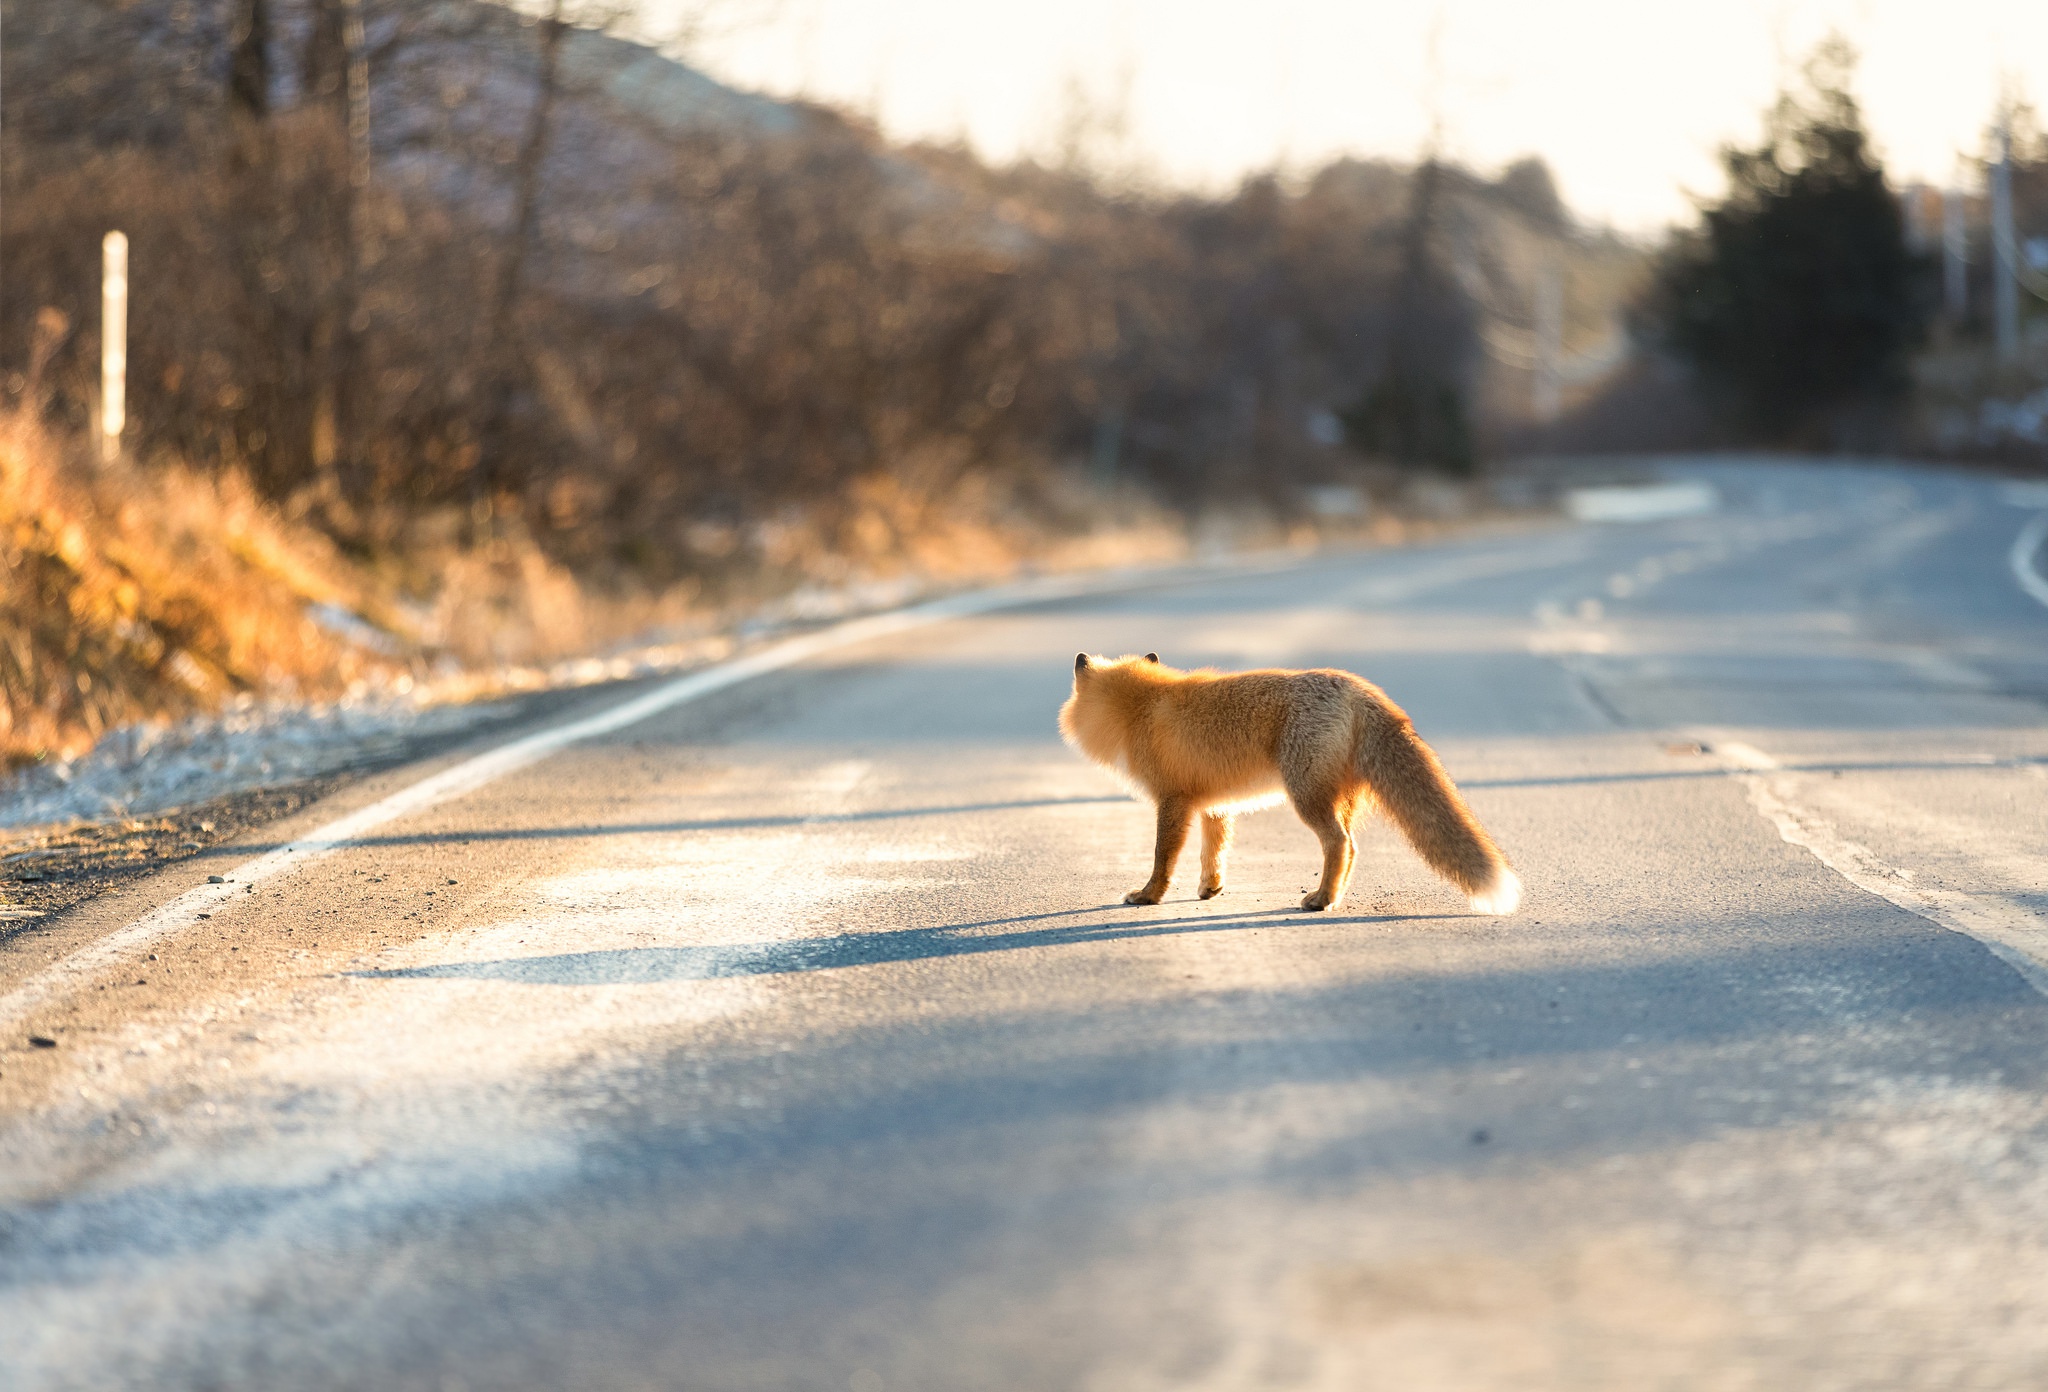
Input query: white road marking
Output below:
<box><xmin>1342</xmin><ymin>537</ymin><xmax>1589</xmax><ymax>605</ymax></box>
<box><xmin>2010</xmin><ymin>510</ymin><xmax>2048</xmax><ymax>610</ymax></box>
<box><xmin>1894</xmin><ymin>649</ymin><xmax>1995</xmax><ymax>691</ymax></box>
<box><xmin>1564</xmin><ymin>481</ymin><xmax>1719</xmax><ymax>523</ymax></box>
<box><xmin>2</xmin><ymin>534</ymin><xmax>1586</xmax><ymax>1033</ymax></box>
<box><xmin>1710</xmin><ymin>738</ymin><xmax>2048</xmax><ymax>997</ymax></box>
<box><xmin>0</xmin><ymin>574</ymin><xmax>1107</xmax><ymax>1032</ymax></box>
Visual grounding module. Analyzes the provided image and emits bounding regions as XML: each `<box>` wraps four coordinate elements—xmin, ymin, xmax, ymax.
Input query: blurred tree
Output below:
<box><xmin>302</xmin><ymin>0</ymin><xmax>349</xmax><ymax>109</ymax></box>
<box><xmin>227</xmin><ymin>0</ymin><xmax>270</xmax><ymax>121</ymax></box>
<box><xmin>1648</xmin><ymin>37</ymin><xmax>1931</xmax><ymax>440</ymax></box>
<box><xmin>1340</xmin><ymin>158</ymin><xmax>1478</xmax><ymax>475</ymax></box>
<box><xmin>1495</xmin><ymin>156</ymin><xmax>1566</xmax><ymax>231</ymax></box>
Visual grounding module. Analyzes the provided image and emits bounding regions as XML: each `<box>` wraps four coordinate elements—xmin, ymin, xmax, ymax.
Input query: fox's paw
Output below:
<box><xmin>1124</xmin><ymin>887</ymin><xmax>1164</xmax><ymax>905</ymax></box>
<box><xmin>1299</xmin><ymin>892</ymin><xmax>1331</xmax><ymax>912</ymax></box>
<box><xmin>1198</xmin><ymin>879</ymin><xmax>1224</xmax><ymax>900</ymax></box>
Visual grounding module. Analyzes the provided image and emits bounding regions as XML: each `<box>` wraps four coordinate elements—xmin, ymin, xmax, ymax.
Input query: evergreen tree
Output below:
<box><xmin>1649</xmin><ymin>39</ymin><xmax>1932</xmax><ymax>439</ymax></box>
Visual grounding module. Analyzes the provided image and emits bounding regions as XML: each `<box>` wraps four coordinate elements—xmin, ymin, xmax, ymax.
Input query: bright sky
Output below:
<box><xmin>656</xmin><ymin>0</ymin><xmax>2048</xmax><ymax>234</ymax></box>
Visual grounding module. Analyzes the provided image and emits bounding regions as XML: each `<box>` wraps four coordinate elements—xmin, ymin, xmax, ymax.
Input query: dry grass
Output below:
<box><xmin>0</xmin><ymin>408</ymin><xmax>1205</xmax><ymax>775</ymax></box>
<box><xmin>0</xmin><ymin>414</ymin><xmax>391</xmax><ymax>765</ymax></box>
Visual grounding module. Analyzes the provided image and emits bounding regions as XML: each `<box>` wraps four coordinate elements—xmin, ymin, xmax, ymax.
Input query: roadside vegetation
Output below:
<box><xmin>3</xmin><ymin>0</ymin><xmax>1633</xmax><ymax>769</ymax></box>
<box><xmin>0</xmin><ymin>413</ymin><xmax>385</xmax><ymax>767</ymax></box>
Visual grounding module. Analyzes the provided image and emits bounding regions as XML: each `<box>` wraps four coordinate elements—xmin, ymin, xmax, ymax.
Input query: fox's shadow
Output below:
<box><xmin>355</xmin><ymin>902</ymin><xmax>1471</xmax><ymax>986</ymax></box>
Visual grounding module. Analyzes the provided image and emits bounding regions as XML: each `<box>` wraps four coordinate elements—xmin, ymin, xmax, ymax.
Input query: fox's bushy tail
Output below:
<box><xmin>1355</xmin><ymin>708</ymin><xmax>1521</xmax><ymax>915</ymax></box>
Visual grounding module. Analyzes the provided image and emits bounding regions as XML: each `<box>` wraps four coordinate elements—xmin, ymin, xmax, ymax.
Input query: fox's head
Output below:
<box><xmin>1059</xmin><ymin>652</ymin><xmax>1164</xmax><ymax>767</ymax></box>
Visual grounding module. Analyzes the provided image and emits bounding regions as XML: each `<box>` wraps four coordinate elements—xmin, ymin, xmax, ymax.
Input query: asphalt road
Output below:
<box><xmin>5</xmin><ymin>459</ymin><xmax>2048</xmax><ymax>1391</ymax></box>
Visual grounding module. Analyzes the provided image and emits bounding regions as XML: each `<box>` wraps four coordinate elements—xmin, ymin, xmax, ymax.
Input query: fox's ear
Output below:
<box><xmin>1075</xmin><ymin>652</ymin><xmax>1092</xmax><ymax>672</ymax></box>
<box><xmin>1144</xmin><ymin>652</ymin><xmax>1159</xmax><ymax>663</ymax></box>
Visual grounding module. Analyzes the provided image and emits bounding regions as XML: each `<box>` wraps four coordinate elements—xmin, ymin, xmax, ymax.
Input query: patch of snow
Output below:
<box><xmin>0</xmin><ymin>560</ymin><xmax>997</xmax><ymax>837</ymax></box>
<box><xmin>306</xmin><ymin>603</ymin><xmax>404</xmax><ymax>657</ymax></box>
<box><xmin>0</xmin><ymin>636</ymin><xmax>738</xmax><ymax>836</ymax></box>
<box><xmin>0</xmin><ymin>694</ymin><xmax>505</xmax><ymax>833</ymax></box>
<box><xmin>1977</xmin><ymin>389</ymin><xmax>2048</xmax><ymax>447</ymax></box>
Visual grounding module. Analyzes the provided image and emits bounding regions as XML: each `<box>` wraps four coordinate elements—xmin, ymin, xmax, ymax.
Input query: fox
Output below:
<box><xmin>1059</xmin><ymin>653</ymin><xmax>1520</xmax><ymax>915</ymax></box>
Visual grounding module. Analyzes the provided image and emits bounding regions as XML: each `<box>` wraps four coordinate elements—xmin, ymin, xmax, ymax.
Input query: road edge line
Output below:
<box><xmin>1711</xmin><ymin>738</ymin><xmax>2048</xmax><ymax>999</ymax></box>
<box><xmin>0</xmin><ymin>571</ymin><xmax>1130</xmax><ymax>1031</ymax></box>
<box><xmin>0</xmin><ymin>521</ymin><xmax>1586</xmax><ymax>1033</ymax></box>
<box><xmin>0</xmin><ymin>550</ymin><xmax>1348</xmax><ymax>1031</ymax></box>
<box><xmin>2012</xmin><ymin>510</ymin><xmax>2048</xmax><ymax>610</ymax></box>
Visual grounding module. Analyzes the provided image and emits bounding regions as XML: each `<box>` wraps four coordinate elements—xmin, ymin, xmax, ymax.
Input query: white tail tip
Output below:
<box><xmin>1469</xmin><ymin>869</ymin><xmax>1522</xmax><ymax>916</ymax></box>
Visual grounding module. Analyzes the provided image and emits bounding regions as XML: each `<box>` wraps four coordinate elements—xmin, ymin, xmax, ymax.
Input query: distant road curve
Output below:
<box><xmin>2012</xmin><ymin>505</ymin><xmax>2048</xmax><ymax>609</ymax></box>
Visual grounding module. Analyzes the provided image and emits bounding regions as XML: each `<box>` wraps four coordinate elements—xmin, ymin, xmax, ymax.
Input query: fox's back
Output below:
<box><xmin>1143</xmin><ymin>667</ymin><xmax>1374</xmax><ymax>792</ymax></box>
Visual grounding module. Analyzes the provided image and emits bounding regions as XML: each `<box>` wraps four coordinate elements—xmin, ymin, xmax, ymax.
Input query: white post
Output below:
<box><xmin>1993</xmin><ymin>122</ymin><xmax>2020</xmax><ymax>364</ymax></box>
<box><xmin>100</xmin><ymin>230</ymin><xmax>128</xmax><ymax>464</ymax></box>
<box><xmin>1942</xmin><ymin>185</ymin><xmax>1968</xmax><ymax>322</ymax></box>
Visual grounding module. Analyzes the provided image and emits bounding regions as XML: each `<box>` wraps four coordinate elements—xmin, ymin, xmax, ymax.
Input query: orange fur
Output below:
<box><xmin>1059</xmin><ymin>653</ymin><xmax>1521</xmax><ymax>914</ymax></box>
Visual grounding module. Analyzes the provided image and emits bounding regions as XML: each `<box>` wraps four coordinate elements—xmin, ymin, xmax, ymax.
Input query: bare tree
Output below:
<box><xmin>477</xmin><ymin>1</ymin><xmax>644</xmax><ymax>504</ymax></box>
<box><xmin>489</xmin><ymin>0</ymin><xmax>572</xmax><ymax>353</ymax></box>
<box><xmin>228</xmin><ymin>0</ymin><xmax>271</xmax><ymax>121</ymax></box>
<box><xmin>302</xmin><ymin>0</ymin><xmax>349</xmax><ymax>109</ymax></box>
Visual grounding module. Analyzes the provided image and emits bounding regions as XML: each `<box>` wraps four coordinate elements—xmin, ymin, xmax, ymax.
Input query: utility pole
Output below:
<box><xmin>1993</xmin><ymin>118</ymin><xmax>2021</xmax><ymax>364</ymax></box>
<box><xmin>1089</xmin><ymin>404</ymin><xmax>1123</xmax><ymax>488</ymax></box>
<box><xmin>1533</xmin><ymin>262</ymin><xmax>1563</xmax><ymax>425</ymax></box>
<box><xmin>101</xmin><ymin>231</ymin><xmax>128</xmax><ymax>465</ymax></box>
<box><xmin>1942</xmin><ymin>185</ymin><xmax>1968</xmax><ymax>323</ymax></box>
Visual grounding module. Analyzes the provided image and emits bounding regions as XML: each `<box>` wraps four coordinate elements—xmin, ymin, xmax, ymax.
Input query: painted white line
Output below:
<box><xmin>2</xmin><ymin>533</ymin><xmax>1584</xmax><ymax>1031</ymax></box>
<box><xmin>1564</xmin><ymin>481</ymin><xmax>1719</xmax><ymax>523</ymax></box>
<box><xmin>1344</xmin><ymin>535</ymin><xmax>1590</xmax><ymax>604</ymax></box>
<box><xmin>0</xmin><ymin>571</ymin><xmax>1115</xmax><ymax>1032</ymax></box>
<box><xmin>2011</xmin><ymin>510</ymin><xmax>2048</xmax><ymax>611</ymax></box>
<box><xmin>1712</xmin><ymin>738</ymin><xmax>2048</xmax><ymax>997</ymax></box>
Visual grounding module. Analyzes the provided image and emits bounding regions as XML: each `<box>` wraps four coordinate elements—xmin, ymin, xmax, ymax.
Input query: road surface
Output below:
<box><xmin>5</xmin><ymin>459</ymin><xmax>2048</xmax><ymax>1390</ymax></box>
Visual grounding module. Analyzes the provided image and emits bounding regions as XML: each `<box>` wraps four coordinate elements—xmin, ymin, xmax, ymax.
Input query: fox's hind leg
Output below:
<box><xmin>1289</xmin><ymin>784</ymin><xmax>1357</xmax><ymax>912</ymax></box>
<box><xmin>1126</xmin><ymin>796</ymin><xmax>1194</xmax><ymax>905</ymax></box>
<box><xmin>1197</xmin><ymin>812</ymin><xmax>1234</xmax><ymax>899</ymax></box>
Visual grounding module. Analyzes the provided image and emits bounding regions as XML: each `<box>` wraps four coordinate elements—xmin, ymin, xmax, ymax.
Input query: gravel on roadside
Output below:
<box><xmin>0</xmin><ymin>679</ymin><xmax>663</xmax><ymax>940</ymax></box>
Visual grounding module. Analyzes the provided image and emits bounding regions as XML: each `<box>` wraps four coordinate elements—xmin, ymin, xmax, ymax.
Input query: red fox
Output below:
<box><xmin>1059</xmin><ymin>653</ymin><xmax>1520</xmax><ymax>914</ymax></box>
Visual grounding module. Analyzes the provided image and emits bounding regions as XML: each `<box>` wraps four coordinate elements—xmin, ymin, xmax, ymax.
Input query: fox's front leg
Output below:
<box><xmin>1198</xmin><ymin>812</ymin><xmax>1234</xmax><ymax>898</ymax></box>
<box><xmin>1125</xmin><ymin>796</ymin><xmax>1194</xmax><ymax>904</ymax></box>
